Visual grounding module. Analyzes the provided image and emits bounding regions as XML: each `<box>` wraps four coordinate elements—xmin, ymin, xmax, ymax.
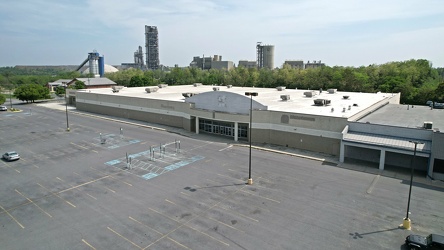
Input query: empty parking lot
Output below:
<box><xmin>1</xmin><ymin>104</ymin><xmax>443</xmax><ymax>249</ymax></box>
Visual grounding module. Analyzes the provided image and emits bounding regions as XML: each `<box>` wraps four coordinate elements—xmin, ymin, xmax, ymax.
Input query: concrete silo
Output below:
<box><xmin>256</xmin><ymin>42</ymin><xmax>275</xmax><ymax>69</ymax></box>
<box><xmin>145</xmin><ymin>25</ymin><xmax>159</xmax><ymax>70</ymax></box>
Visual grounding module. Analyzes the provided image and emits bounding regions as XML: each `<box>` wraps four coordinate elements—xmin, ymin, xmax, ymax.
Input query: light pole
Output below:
<box><xmin>402</xmin><ymin>140</ymin><xmax>423</xmax><ymax>230</ymax></box>
<box><xmin>64</xmin><ymin>86</ymin><xmax>70</xmax><ymax>131</ymax></box>
<box><xmin>245</xmin><ymin>92</ymin><xmax>258</xmax><ymax>185</ymax></box>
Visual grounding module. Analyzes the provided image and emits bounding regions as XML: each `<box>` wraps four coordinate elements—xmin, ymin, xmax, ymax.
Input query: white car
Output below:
<box><xmin>0</xmin><ymin>106</ymin><xmax>7</xmax><ymax>111</ymax></box>
<box><xmin>2</xmin><ymin>151</ymin><xmax>20</xmax><ymax>161</ymax></box>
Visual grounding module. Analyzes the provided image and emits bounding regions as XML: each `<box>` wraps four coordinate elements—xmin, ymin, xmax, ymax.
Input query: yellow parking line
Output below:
<box><xmin>0</xmin><ymin>204</ymin><xmax>24</xmax><ymax>229</ymax></box>
<box><xmin>207</xmin><ymin>217</ymin><xmax>244</xmax><ymax>232</ymax></box>
<box><xmin>218</xmin><ymin>205</ymin><xmax>259</xmax><ymax>222</ymax></box>
<box><xmin>36</xmin><ymin>183</ymin><xmax>76</xmax><ymax>208</ymax></box>
<box><xmin>70</xmin><ymin>142</ymin><xmax>89</xmax><ymax>150</ymax></box>
<box><xmin>167</xmin><ymin>237</ymin><xmax>191</xmax><ymax>249</ymax></box>
<box><xmin>104</xmin><ymin>187</ymin><xmax>116</xmax><ymax>193</ymax></box>
<box><xmin>15</xmin><ymin>189</ymin><xmax>52</xmax><ymax>218</ymax></box>
<box><xmin>86</xmin><ymin>193</ymin><xmax>97</xmax><ymax>200</ymax></box>
<box><xmin>185</xmin><ymin>224</ymin><xmax>230</xmax><ymax>246</ymax></box>
<box><xmin>82</xmin><ymin>239</ymin><xmax>96</xmax><ymax>250</ymax></box>
<box><xmin>165</xmin><ymin>199</ymin><xmax>176</xmax><ymax>205</ymax></box>
<box><xmin>240</xmin><ymin>189</ymin><xmax>281</xmax><ymax>203</ymax></box>
<box><xmin>107</xmin><ymin>226</ymin><xmax>142</xmax><ymax>249</ymax></box>
<box><xmin>147</xmin><ymin>207</ymin><xmax>179</xmax><ymax>223</ymax></box>
<box><xmin>128</xmin><ymin>216</ymin><xmax>163</xmax><ymax>235</ymax></box>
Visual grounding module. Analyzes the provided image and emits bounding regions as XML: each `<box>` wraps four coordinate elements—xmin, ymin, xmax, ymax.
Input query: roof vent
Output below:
<box><xmin>424</xmin><ymin>121</ymin><xmax>433</xmax><ymax>129</ymax></box>
<box><xmin>213</xmin><ymin>87</ymin><xmax>220</xmax><ymax>91</ymax></box>
<box><xmin>193</xmin><ymin>83</ymin><xmax>202</xmax><ymax>87</ymax></box>
<box><xmin>145</xmin><ymin>87</ymin><xmax>159</xmax><ymax>93</ymax></box>
<box><xmin>277</xmin><ymin>86</ymin><xmax>286</xmax><ymax>91</ymax></box>
<box><xmin>343</xmin><ymin>96</ymin><xmax>349</xmax><ymax>99</ymax></box>
<box><xmin>304</xmin><ymin>91</ymin><xmax>316</xmax><ymax>97</ymax></box>
<box><xmin>314</xmin><ymin>99</ymin><xmax>331</xmax><ymax>106</ymax></box>
<box><xmin>182</xmin><ymin>93</ymin><xmax>195</xmax><ymax>98</ymax></box>
<box><xmin>281</xmin><ymin>95</ymin><xmax>290</xmax><ymax>101</ymax></box>
<box><xmin>112</xmin><ymin>86</ymin><xmax>124</xmax><ymax>93</ymax></box>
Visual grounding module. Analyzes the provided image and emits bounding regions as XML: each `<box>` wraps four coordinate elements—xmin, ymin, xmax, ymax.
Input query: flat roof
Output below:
<box><xmin>358</xmin><ymin>104</ymin><xmax>444</xmax><ymax>131</ymax></box>
<box><xmin>79</xmin><ymin>85</ymin><xmax>398</xmax><ymax>118</ymax></box>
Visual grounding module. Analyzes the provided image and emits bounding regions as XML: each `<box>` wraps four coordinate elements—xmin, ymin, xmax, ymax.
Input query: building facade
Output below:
<box><xmin>74</xmin><ymin>85</ymin><xmax>444</xmax><ymax>180</ymax></box>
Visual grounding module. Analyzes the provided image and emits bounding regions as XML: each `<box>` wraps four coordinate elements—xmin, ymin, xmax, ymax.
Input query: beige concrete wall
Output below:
<box><xmin>252</xmin><ymin>128</ymin><xmax>341</xmax><ymax>155</ymax></box>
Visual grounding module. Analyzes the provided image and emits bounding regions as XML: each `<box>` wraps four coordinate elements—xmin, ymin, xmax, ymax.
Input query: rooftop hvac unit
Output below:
<box><xmin>213</xmin><ymin>87</ymin><xmax>220</xmax><ymax>91</ymax></box>
<box><xmin>112</xmin><ymin>86</ymin><xmax>124</xmax><ymax>93</ymax></box>
<box><xmin>304</xmin><ymin>91</ymin><xmax>316</xmax><ymax>97</ymax></box>
<box><xmin>423</xmin><ymin>121</ymin><xmax>433</xmax><ymax>129</ymax></box>
<box><xmin>182</xmin><ymin>93</ymin><xmax>196</xmax><ymax>98</ymax></box>
<box><xmin>145</xmin><ymin>87</ymin><xmax>159</xmax><ymax>93</ymax></box>
<box><xmin>276</xmin><ymin>86</ymin><xmax>286</xmax><ymax>91</ymax></box>
<box><xmin>158</xmin><ymin>84</ymin><xmax>168</xmax><ymax>88</ymax></box>
<box><xmin>327</xmin><ymin>89</ymin><xmax>337</xmax><ymax>94</ymax></box>
<box><xmin>313</xmin><ymin>99</ymin><xmax>331</xmax><ymax>106</ymax></box>
<box><xmin>227</xmin><ymin>85</ymin><xmax>232</xmax><ymax>88</ymax></box>
<box><xmin>281</xmin><ymin>95</ymin><xmax>290</xmax><ymax>101</ymax></box>
<box><xmin>343</xmin><ymin>96</ymin><xmax>350</xmax><ymax>99</ymax></box>
<box><xmin>193</xmin><ymin>83</ymin><xmax>202</xmax><ymax>87</ymax></box>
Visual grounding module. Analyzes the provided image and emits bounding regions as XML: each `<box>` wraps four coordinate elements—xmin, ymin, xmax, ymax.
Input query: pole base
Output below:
<box><xmin>247</xmin><ymin>178</ymin><xmax>253</xmax><ymax>185</ymax></box>
<box><xmin>66</xmin><ymin>128</ymin><xmax>70</xmax><ymax>132</ymax></box>
<box><xmin>402</xmin><ymin>218</ymin><xmax>411</xmax><ymax>230</ymax></box>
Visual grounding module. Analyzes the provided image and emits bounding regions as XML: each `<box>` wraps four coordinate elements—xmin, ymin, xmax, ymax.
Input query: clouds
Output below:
<box><xmin>0</xmin><ymin>0</ymin><xmax>443</xmax><ymax>67</ymax></box>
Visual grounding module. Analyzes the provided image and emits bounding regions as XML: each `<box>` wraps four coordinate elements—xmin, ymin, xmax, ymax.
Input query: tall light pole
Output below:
<box><xmin>402</xmin><ymin>140</ymin><xmax>423</xmax><ymax>230</ymax></box>
<box><xmin>64</xmin><ymin>86</ymin><xmax>70</xmax><ymax>132</ymax></box>
<box><xmin>245</xmin><ymin>92</ymin><xmax>258</xmax><ymax>185</ymax></box>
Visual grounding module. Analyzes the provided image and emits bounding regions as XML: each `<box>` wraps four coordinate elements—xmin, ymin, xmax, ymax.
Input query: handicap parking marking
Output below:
<box><xmin>105</xmin><ymin>159</ymin><xmax>121</xmax><ymax>166</ymax></box>
<box><xmin>142</xmin><ymin>173</ymin><xmax>159</xmax><ymax>180</ymax></box>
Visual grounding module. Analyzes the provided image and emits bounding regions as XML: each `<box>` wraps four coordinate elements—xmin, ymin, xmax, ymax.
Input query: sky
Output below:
<box><xmin>0</xmin><ymin>0</ymin><xmax>443</xmax><ymax>68</ymax></box>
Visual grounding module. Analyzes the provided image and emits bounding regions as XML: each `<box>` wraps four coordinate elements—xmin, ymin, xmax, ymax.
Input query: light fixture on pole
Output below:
<box><xmin>245</xmin><ymin>92</ymin><xmax>258</xmax><ymax>185</ymax></box>
<box><xmin>402</xmin><ymin>140</ymin><xmax>423</xmax><ymax>230</ymax></box>
<box><xmin>64</xmin><ymin>85</ymin><xmax>70</xmax><ymax>132</ymax></box>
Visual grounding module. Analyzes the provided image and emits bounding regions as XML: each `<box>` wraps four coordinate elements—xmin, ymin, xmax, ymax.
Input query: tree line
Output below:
<box><xmin>106</xmin><ymin>59</ymin><xmax>443</xmax><ymax>105</ymax></box>
<box><xmin>1</xmin><ymin>59</ymin><xmax>443</xmax><ymax>105</ymax></box>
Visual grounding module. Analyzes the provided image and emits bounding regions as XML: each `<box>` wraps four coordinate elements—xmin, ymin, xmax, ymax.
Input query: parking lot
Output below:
<box><xmin>1</xmin><ymin>103</ymin><xmax>443</xmax><ymax>249</ymax></box>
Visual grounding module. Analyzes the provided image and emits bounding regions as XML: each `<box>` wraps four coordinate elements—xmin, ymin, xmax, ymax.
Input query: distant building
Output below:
<box><xmin>121</xmin><ymin>46</ymin><xmax>145</xmax><ymax>70</ymax></box>
<box><xmin>284</xmin><ymin>60</ymin><xmax>304</xmax><ymax>69</ymax></box>
<box><xmin>145</xmin><ymin>25</ymin><xmax>160</xmax><ymax>70</ymax></box>
<box><xmin>256</xmin><ymin>42</ymin><xmax>275</xmax><ymax>69</ymax></box>
<box><xmin>305</xmin><ymin>60</ymin><xmax>325</xmax><ymax>69</ymax></box>
<box><xmin>238</xmin><ymin>60</ymin><xmax>258</xmax><ymax>69</ymax></box>
<box><xmin>190</xmin><ymin>55</ymin><xmax>214</xmax><ymax>70</ymax></box>
<box><xmin>190</xmin><ymin>55</ymin><xmax>233</xmax><ymax>70</ymax></box>
<box><xmin>211</xmin><ymin>61</ymin><xmax>234</xmax><ymax>70</ymax></box>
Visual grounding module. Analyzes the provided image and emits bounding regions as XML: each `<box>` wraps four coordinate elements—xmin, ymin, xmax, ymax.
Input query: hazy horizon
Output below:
<box><xmin>1</xmin><ymin>0</ymin><xmax>443</xmax><ymax>68</ymax></box>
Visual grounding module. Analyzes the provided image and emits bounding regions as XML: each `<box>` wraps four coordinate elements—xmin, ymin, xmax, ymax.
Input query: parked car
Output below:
<box><xmin>0</xmin><ymin>106</ymin><xmax>7</xmax><ymax>111</ymax></box>
<box><xmin>405</xmin><ymin>233</ymin><xmax>444</xmax><ymax>249</ymax></box>
<box><xmin>2</xmin><ymin>151</ymin><xmax>20</xmax><ymax>161</ymax></box>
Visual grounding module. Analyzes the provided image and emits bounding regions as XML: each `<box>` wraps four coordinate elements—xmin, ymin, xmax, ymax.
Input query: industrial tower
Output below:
<box><xmin>145</xmin><ymin>25</ymin><xmax>159</xmax><ymax>70</ymax></box>
<box><xmin>256</xmin><ymin>42</ymin><xmax>275</xmax><ymax>69</ymax></box>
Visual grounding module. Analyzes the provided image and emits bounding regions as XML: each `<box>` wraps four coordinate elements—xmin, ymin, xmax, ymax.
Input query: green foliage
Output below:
<box><xmin>72</xmin><ymin>80</ymin><xmax>86</xmax><ymax>89</ymax></box>
<box><xmin>14</xmin><ymin>83</ymin><xmax>51</xmax><ymax>103</ymax></box>
<box><xmin>2</xmin><ymin>59</ymin><xmax>443</xmax><ymax>105</ymax></box>
<box><xmin>0</xmin><ymin>94</ymin><xmax>6</xmax><ymax>104</ymax></box>
<box><xmin>55</xmin><ymin>86</ymin><xmax>65</xmax><ymax>96</ymax></box>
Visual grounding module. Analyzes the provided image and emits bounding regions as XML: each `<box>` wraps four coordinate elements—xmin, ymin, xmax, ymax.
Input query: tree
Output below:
<box><xmin>14</xmin><ymin>83</ymin><xmax>50</xmax><ymax>103</ymax></box>
<box><xmin>55</xmin><ymin>86</ymin><xmax>65</xmax><ymax>96</ymax></box>
<box><xmin>0</xmin><ymin>93</ymin><xmax>6</xmax><ymax>104</ymax></box>
<box><xmin>70</xmin><ymin>80</ymin><xmax>86</xmax><ymax>89</ymax></box>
